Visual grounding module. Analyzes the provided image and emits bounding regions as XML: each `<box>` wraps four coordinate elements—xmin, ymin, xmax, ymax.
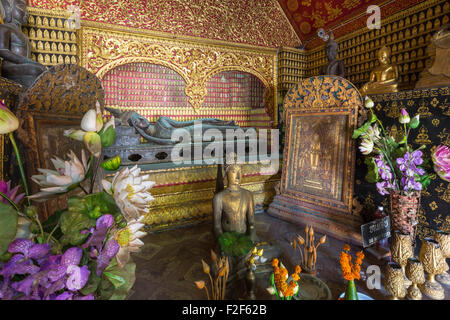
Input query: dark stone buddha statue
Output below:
<box><xmin>322</xmin><ymin>32</ymin><xmax>345</xmax><ymax>78</ymax></box>
<box><xmin>0</xmin><ymin>0</ymin><xmax>46</xmax><ymax>87</ymax></box>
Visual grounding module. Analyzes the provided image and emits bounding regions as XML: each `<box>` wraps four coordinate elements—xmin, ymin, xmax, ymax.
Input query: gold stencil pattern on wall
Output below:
<box><xmin>80</xmin><ymin>28</ymin><xmax>276</xmax><ymax>118</ymax></box>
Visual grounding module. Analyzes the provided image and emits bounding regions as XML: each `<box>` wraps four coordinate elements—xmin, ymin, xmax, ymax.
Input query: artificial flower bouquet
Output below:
<box><xmin>352</xmin><ymin>96</ymin><xmax>431</xmax><ymax>196</ymax></box>
<box><xmin>266</xmin><ymin>258</ymin><xmax>301</xmax><ymax>300</ymax></box>
<box><xmin>0</xmin><ymin>101</ymin><xmax>154</xmax><ymax>300</ymax></box>
<box><xmin>339</xmin><ymin>244</ymin><xmax>364</xmax><ymax>300</ymax></box>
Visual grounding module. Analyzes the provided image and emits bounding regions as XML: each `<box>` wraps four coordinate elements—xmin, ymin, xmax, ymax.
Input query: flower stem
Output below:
<box><xmin>89</xmin><ymin>157</ymin><xmax>101</xmax><ymax>194</ymax></box>
<box><xmin>8</xmin><ymin>132</ymin><xmax>30</xmax><ymax>206</ymax></box>
<box><xmin>0</xmin><ymin>190</ymin><xmax>20</xmax><ymax>211</ymax></box>
<box><xmin>46</xmin><ymin>221</ymin><xmax>60</xmax><ymax>244</ymax></box>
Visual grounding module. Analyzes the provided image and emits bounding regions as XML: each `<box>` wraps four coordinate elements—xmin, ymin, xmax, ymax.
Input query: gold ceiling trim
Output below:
<box><xmin>80</xmin><ymin>26</ymin><xmax>277</xmax><ymax>121</ymax></box>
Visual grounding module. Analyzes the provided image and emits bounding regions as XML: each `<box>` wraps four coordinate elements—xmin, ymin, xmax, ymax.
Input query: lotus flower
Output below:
<box><xmin>363</xmin><ymin>124</ymin><xmax>381</xmax><ymax>143</ymax></box>
<box><xmin>432</xmin><ymin>145</ymin><xmax>450</xmax><ymax>182</ymax></box>
<box><xmin>114</xmin><ymin>216</ymin><xmax>147</xmax><ymax>268</ymax></box>
<box><xmin>64</xmin><ymin>101</ymin><xmax>115</xmax><ymax>158</ymax></box>
<box><xmin>364</xmin><ymin>96</ymin><xmax>374</xmax><ymax>109</ymax></box>
<box><xmin>0</xmin><ymin>100</ymin><xmax>19</xmax><ymax>134</ymax></box>
<box><xmin>28</xmin><ymin>150</ymin><xmax>90</xmax><ymax>202</ymax></box>
<box><xmin>0</xmin><ymin>180</ymin><xmax>25</xmax><ymax>205</ymax></box>
<box><xmin>101</xmin><ymin>165</ymin><xmax>155</xmax><ymax>221</ymax></box>
<box><xmin>358</xmin><ymin>138</ymin><xmax>373</xmax><ymax>155</ymax></box>
<box><xmin>399</xmin><ymin>108</ymin><xmax>410</xmax><ymax>124</ymax></box>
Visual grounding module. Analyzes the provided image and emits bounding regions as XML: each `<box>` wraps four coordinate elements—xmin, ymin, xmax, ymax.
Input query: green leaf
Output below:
<box><xmin>352</xmin><ymin>122</ymin><xmax>371</xmax><ymax>139</ymax></box>
<box><xmin>68</xmin><ymin>192</ymin><xmax>121</xmax><ymax>220</ymax></box>
<box><xmin>364</xmin><ymin>157</ymin><xmax>379</xmax><ymax>183</ymax></box>
<box><xmin>409</xmin><ymin>115</ymin><xmax>420</xmax><ymax>129</ymax></box>
<box><xmin>369</xmin><ymin>111</ymin><xmax>378</xmax><ymax>123</ymax></box>
<box><xmin>102</xmin><ymin>257</ymin><xmax>136</xmax><ymax>300</ymax></box>
<box><xmin>99</xmin><ymin>125</ymin><xmax>116</xmax><ymax>147</ymax></box>
<box><xmin>60</xmin><ymin>210</ymin><xmax>95</xmax><ymax>246</ymax></box>
<box><xmin>392</xmin><ymin>147</ymin><xmax>406</xmax><ymax>160</ymax></box>
<box><xmin>0</xmin><ymin>202</ymin><xmax>18</xmax><ymax>255</ymax></box>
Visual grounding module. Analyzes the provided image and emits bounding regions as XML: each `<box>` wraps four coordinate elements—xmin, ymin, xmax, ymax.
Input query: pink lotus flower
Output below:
<box><xmin>432</xmin><ymin>145</ymin><xmax>450</xmax><ymax>182</ymax></box>
<box><xmin>399</xmin><ymin>108</ymin><xmax>410</xmax><ymax>124</ymax></box>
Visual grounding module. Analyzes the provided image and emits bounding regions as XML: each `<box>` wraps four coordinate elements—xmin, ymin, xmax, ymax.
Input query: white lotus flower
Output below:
<box><xmin>359</xmin><ymin>138</ymin><xmax>374</xmax><ymax>155</ymax></box>
<box><xmin>114</xmin><ymin>216</ymin><xmax>147</xmax><ymax>268</ymax></box>
<box><xmin>102</xmin><ymin>165</ymin><xmax>155</xmax><ymax>221</ymax></box>
<box><xmin>364</xmin><ymin>124</ymin><xmax>381</xmax><ymax>143</ymax></box>
<box><xmin>64</xmin><ymin>101</ymin><xmax>114</xmax><ymax>158</ymax></box>
<box><xmin>29</xmin><ymin>150</ymin><xmax>90</xmax><ymax>202</ymax></box>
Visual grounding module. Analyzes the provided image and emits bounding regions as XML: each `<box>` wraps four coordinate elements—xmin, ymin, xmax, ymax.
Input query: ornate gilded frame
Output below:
<box><xmin>280</xmin><ymin>76</ymin><xmax>361</xmax><ymax>213</ymax></box>
<box><xmin>16</xmin><ymin>64</ymin><xmax>104</xmax><ymax>219</ymax></box>
<box><xmin>78</xmin><ymin>26</ymin><xmax>278</xmax><ymax>124</ymax></box>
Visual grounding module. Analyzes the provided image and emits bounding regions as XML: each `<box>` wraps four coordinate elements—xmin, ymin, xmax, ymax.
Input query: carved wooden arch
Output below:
<box><xmin>204</xmin><ymin>66</ymin><xmax>273</xmax><ymax>115</ymax></box>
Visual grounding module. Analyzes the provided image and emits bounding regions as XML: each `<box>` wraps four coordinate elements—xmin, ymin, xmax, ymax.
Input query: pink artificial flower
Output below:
<box><xmin>0</xmin><ymin>180</ymin><xmax>25</xmax><ymax>205</ymax></box>
<box><xmin>432</xmin><ymin>145</ymin><xmax>450</xmax><ymax>182</ymax></box>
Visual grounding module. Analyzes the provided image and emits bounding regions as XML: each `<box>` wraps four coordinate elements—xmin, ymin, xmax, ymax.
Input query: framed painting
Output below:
<box><xmin>268</xmin><ymin>76</ymin><xmax>364</xmax><ymax>243</ymax></box>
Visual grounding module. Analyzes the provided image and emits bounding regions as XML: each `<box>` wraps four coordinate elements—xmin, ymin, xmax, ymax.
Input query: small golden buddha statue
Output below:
<box><xmin>416</xmin><ymin>24</ymin><xmax>450</xmax><ymax>89</ymax></box>
<box><xmin>360</xmin><ymin>46</ymin><xmax>399</xmax><ymax>95</ymax></box>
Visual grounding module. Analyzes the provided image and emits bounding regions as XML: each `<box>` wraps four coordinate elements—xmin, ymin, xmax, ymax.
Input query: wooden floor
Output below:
<box><xmin>128</xmin><ymin>211</ymin><xmax>449</xmax><ymax>300</ymax></box>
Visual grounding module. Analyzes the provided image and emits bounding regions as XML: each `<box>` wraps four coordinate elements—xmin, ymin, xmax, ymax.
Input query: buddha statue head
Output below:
<box><xmin>378</xmin><ymin>46</ymin><xmax>392</xmax><ymax>66</ymax></box>
<box><xmin>224</xmin><ymin>152</ymin><xmax>242</xmax><ymax>189</ymax></box>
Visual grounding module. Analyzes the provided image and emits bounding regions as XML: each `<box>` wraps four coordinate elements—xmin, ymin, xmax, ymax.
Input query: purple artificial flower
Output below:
<box><xmin>8</xmin><ymin>239</ymin><xmax>51</xmax><ymax>260</ymax></box>
<box><xmin>0</xmin><ymin>180</ymin><xmax>25</xmax><ymax>205</ymax></box>
<box><xmin>82</xmin><ymin>214</ymin><xmax>114</xmax><ymax>252</ymax></box>
<box><xmin>66</xmin><ymin>265</ymin><xmax>90</xmax><ymax>291</ymax></box>
<box><xmin>96</xmin><ymin>239</ymin><xmax>120</xmax><ymax>276</ymax></box>
<box><xmin>54</xmin><ymin>291</ymin><xmax>73</xmax><ymax>300</ymax></box>
<box><xmin>401</xmin><ymin>177</ymin><xmax>422</xmax><ymax>191</ymax></box>
<box><xmin>410</xmin><ymin>150</ymin><xmax>424</xmax><ymax>166</ymax></box>
<box><xmin>376</xmin><ymin>181</ymin><xmax>393</xmax><ymax>195</ymax></box>
<box><xmin>73</xmin><ymin>293</ymin><xmax>95</xmax><ymax>300</ymax></box>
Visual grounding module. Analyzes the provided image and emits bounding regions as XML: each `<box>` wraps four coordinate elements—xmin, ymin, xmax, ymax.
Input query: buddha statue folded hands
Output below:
<box><xmin>360</xmin><ymin>46</ymin><xmax>399</xmax><ymax>95</ymax></box>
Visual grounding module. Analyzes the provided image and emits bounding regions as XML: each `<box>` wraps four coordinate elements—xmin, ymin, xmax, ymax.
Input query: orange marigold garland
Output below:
<box><xmin>339</xmin><ymin>244</ymin><xmax>364</xmax><ymax>281</ymax></box>
<box><xmin>267</xmin><ymin>258</ymin><xmax>301</xmax><ymax>300</ymax></box>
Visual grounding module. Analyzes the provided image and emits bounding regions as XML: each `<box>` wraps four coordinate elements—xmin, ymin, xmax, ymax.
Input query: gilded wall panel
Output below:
<box><xmin>79</xmin><ymin>27</ymin><xmax>278</xmax><ymax>123</ymax></box>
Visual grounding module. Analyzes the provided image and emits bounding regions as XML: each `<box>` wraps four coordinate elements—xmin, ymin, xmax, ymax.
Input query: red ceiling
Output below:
<box><xmin>278</xmin><ymin>0</ymin><xmax>426</xmax><ymax>48</ymax></box>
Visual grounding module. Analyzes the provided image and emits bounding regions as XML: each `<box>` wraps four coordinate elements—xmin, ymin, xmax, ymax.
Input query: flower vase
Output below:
<box><xmin>344</xmin><ymin>279</ymin><xmax>359</xmax><ymax>300</ymax></box>
<box><xmin>389</xmin><ymin>191</ymin><xmax>420</xmax><ymax>240</ymax></box>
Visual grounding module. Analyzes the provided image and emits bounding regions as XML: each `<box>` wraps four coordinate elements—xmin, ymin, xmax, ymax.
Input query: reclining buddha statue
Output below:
<box><xmin>360</xmin><ymin>46</ymin><xmax>399</xmax><ymax>95</ymax></box>
<box><xmin>107</xmin><ymin>107</ymin><xmax>241</xmax><ymax>145</ymax></box>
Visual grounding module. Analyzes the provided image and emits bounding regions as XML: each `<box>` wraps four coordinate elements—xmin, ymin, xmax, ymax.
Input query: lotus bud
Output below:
<box><xmin>266</xmin><ymin>287</ymin><xmax>276</xmax><ymax>295</ymax></box>
<box><xmin>249</xmin><ymin>257</ymin><xmax>255</xmax><ymax>265</ymax></box>
<box><xmin>409</xmin><ymin>114</ymin><xmax>420</xmax><ymax>129</ymax></box>
<box><xmin>364</xmin><ymin>96</ymin><xmax>374</xmax><ymax>109</ymax></box>
<box><xmin>319</xmin><ymin>235</ymin><xmax>327</xmax><ymax>244</ymax></box>
<box><xmin>257</xmin><ymin>248</ymin><xmax>264</xmax><ymax>256</ymax></box>
<box><xmin>399</xmin><ymin>108</ymin><xmax>410</xmax><ymax>124</ymax></box>
<box><xmin>309</xmin><ymin>226</ymin><xmax>314</xmax><ymax>237</ymax></box>
<box><xmin>210</xmin><ymin>249</ymin><xmax>217</xmax><ymax>263</ymax></box>
<box><xmin>297</xmin><ymin>235</ymin><xmax>305</xmax><ymax>245</ymax></box>
<box><xmin>201</xmin><ymin>259</ymin><xmax>210</xmax><ymax>274</ymax></box>
<box><xmin>195</xmin><ymin>280</ymin><xmax>205</xmax><ymax>289</ymax></box>
<box><xmin>252</xmin><ymin>247</ymin><xmax>257</xmax><ymax>255</ymax></box>
<box><xmin>292</xmin><ymin>236</ymin><xmax>297</xmax><ymax>249</ymax></box>
<box><xmin>0</xmin><ymin>101</ymin><xmax>19</xmax><ymax>134</ymax></box>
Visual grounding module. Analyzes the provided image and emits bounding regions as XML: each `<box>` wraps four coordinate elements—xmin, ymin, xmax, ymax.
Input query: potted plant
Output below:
<box><xmin>352</xmin><ymin>96</ymin><xmax>430</xmax><ymax>238</ymax></box>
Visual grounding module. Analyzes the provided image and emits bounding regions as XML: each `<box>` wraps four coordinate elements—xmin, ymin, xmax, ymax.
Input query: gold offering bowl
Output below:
<box><xmin>391</xmin><ymin>230</ymin><xmax>413</xmax><ymax>286</ymax></box>
<box><xmin>434</xmin><ymin>231</ymin><xmax>450</xmax><ymax>285</ymax></box>
<box><xmin>405</xmin><ymin>257</ymin><xmax>425</xmax><ymax>300</ymax></box>
<box><xmin>384</xmin><ymin>262</ymin><xmax>406</xmax><ymax>300</ymax></box>
<box><xmin>419</xmin><ymin>238</ymin><xmax>447</xmax><ymax>300</ymax></box>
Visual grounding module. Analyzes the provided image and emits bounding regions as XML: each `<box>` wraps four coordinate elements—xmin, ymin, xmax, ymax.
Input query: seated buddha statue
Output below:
<box><xmin>416</xmin><ymin>24</ymin><xmax>450</xmax><ymax>89</ymax></box>
<box><xmin>0</xmin><ymin>0</ymin><xmax>46</xmax><ymax>87</ymax></box>
<box><xmin>213</xmin><ymin>155</ymin><xmax>280</xmax><ymax>272</ymax></box>
<box><xmin>360</xmin><ymin>46</ymin><xmax>399</xmax><ymax>95</ymax></box>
